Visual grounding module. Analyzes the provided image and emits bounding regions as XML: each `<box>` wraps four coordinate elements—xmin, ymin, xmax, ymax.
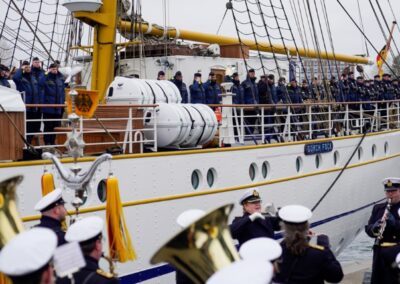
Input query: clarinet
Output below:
<box><xmin>375</xmin><ymin>198</ymin><xmax>392</xmax><ymax>245</ymax></box>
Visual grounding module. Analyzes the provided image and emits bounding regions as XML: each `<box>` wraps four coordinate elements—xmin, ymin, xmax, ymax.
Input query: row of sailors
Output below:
<box><xmin>167</xmin><ymin>69</ymin><xmax>400</xmax><ymax>106</ymax></box>
<box><xmin>0</xmin><ymin>59</ymin><xmax>65</xmax><ymax>145</ymax></box>
<box><xmin>1</xmin><ymin>179</ymin><xmax>400</xmax><ymax>283</ymax></box>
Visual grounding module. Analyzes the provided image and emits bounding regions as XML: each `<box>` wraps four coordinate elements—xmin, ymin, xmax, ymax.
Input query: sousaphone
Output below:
<box><xmin>150</xmin><ymin>203</ymin><xmax>240</xmax><ymax>284</ymax></box>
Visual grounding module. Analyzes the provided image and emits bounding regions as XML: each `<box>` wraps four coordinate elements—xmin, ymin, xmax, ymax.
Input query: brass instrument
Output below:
<box><xmin>375</xmin><ymin>198</ymin><xmax>392</xmax><ymax>245</ymax></box>
<box><xmin>150</xmin><ymin>204</ymin><xmax>240</xmax><ymax>284</ymax></box>
<box><xmin>101</xmin><ymin>253</ymin><xmax>117</xmax><ymax>277</ymax></box>
<box><xmin>0</xmin><ymin>175</ymin><xmax>25</xmax><ymax>248</ymax></box>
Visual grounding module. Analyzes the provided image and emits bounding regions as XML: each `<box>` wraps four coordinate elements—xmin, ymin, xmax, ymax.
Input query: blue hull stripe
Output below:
<box><xmin>120</xmin><ymin>199</ymin><xmax>383</xmax><ymax>283</ymax></box>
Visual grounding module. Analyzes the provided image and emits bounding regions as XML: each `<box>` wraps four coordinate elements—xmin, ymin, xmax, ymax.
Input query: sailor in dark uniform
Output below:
<box><xmin>230</xmin><ymin>189</ymin><xmax>280</xmax><ymax>247</ymax></box>
<box><xmin>57</xmin><ymin>216</ymin><xmax>119</xmax><ymax>284</ymax></box>
<box><xmin>0</xmin><ymin>228</ymin><xmax>57</xmax><ymax>284</ymax></box>
<box><xmin>274</xmin><ymin>205</ymin><xmax>344</xmax><ymax>284</ymax></box>
<box><xmin>34</xmin><ymin>188</ymin><xmax>67</xmax><ymax>246</ymax></box>
<box><xmin>365</xmin><ymin>177</ymin><xmax>400</xmax><ymax>284</ymax></box>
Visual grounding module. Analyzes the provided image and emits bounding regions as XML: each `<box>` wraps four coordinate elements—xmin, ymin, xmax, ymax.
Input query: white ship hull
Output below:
<box><xmin>1</xmin><ymin>129</ymin><xmax>398</xmax><ymax>283</ymax></box>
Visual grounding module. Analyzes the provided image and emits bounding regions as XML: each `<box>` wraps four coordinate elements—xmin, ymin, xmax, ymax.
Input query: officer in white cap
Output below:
<box><xmin>273</xmin><ymin>205</ymin><xmax>343</xmax><ymax>283</ymax></box>
<box><xmin>34</xmin><ymin>188</ymin><xmax>67</xmax><ymax>246</ymax></box>
<box><xmin>365</xmin><ymin>177</ymin><xmax>400</xmax><ymax>284</ymax></box>
<box><xmin>230</xmin><ymin>188</ymin><xmax>280</xmax><ymax>247</ymax></box>
<box><xmin>206</xmin><ymin>259</ymin><xmax>273</xmax><ymax>284</ymax></box>
<box><xmin>56</xmin><ymin>216</ymin><xmax>119</xmax><ymax>284</ymax></box>
<box><xmin>0</xmin><ymin>228</ymin><xmax>57</xmax><ymax>284</ymax></box>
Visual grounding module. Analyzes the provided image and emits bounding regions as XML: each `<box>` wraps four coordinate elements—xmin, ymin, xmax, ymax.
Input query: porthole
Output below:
<box><xmin>333</xmin><ymin>151</ymin><xmax>340</xmax><ymax>166</ymax></box>
<box><xmin>249</xmin><ymin>163</ymin><xmax>258</xmax><ymax>181</ymax></box>
<box><xmin>315</xmin><ymin>154</ymin><xmax>322</xmax><ymax>169</ymax></box>
<box><xmin>384</xmin><ymin>142</ymin><xmax>389</xmax><ymax>155</ymax></box>
<box><xmin>357</xmin><ymin>147</ymin><xmax>363</xmax><ymax>161</ymax></box>
<box><xmin>191</xmin><ymin>170</ymin><xmax>202</xmax><ymax>190</ymax></box>
<box><xmin>296</xmin><ymin>156</ymin><xmax>303</xmax><ymax>173</ymax></box>
<box><xmin>261</xmin><ymin>161</ymin><xmax>270</xmax><ymax>179</ymax></box>
<box><xmin>97</xmin><ymin>179</ymin><xmax>107</xmax><ymax>202</ymax></box>
<box><xmin>207</xmin><ymin>168</ymin><xmax>217</xmax><ymax>188</ymax></box>
<box><xmin>372</xmin><ymin>144</ymin><xmax>377</xmax><ymax>158</ymax></box>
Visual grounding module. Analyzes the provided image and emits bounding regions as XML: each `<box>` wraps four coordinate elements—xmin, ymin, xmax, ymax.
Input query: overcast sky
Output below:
<box><xmin>140</xmin><ymin>0</ymin><xmax>400</xmax><ymax>59</ymax></box>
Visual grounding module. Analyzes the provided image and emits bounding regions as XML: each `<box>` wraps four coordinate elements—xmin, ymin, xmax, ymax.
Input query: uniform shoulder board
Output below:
<box><xmin>308</xmin><ymin>244</ymin><xmax>325</xmax><ymax>251</ymax></box>
<box><xmin>96</xmin><ymin>269</ymin><xmax>114</xmax><ymax>279</ymax></box>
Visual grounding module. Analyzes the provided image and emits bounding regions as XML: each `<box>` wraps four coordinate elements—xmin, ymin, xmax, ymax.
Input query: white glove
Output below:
<box><xmin>249</xmin><ymin>212</ymin><xmax>265</xmax><ymax>222</ymax></box>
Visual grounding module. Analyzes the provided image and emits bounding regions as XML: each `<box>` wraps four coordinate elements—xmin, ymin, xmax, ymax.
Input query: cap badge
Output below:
<box><xmin>387</xmin><ymin>180</ymin><xmax>393</xmax><ymax>187</ymax></box>
<box><xmin>253</xmin><ymin>190</ymin><xmax>259</xmax><ymax>197</ymax></box>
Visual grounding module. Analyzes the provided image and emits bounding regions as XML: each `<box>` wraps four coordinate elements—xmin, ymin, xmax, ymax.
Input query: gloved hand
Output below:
<box><xmin>317</xmin><ymin>234</ymin><xmax>330</xmax><ymax>249</ymax></box>
<box><xmin>371</xmin><ymin>220</ymin><xmax>382</xmax><ymax>235</ymax></box>
<box><xmin>386</xmin><ymin>213</ymin><xmax>397</xmax><ymax>228</ymax></box>
<box><xmin>249</xmin><ymin>212</ymin><xmax>265</xmax><ymax>222</ymax></box>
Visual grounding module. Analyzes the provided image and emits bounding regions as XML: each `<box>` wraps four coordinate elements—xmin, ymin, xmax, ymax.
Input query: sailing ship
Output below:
<box><xmin>1</xmin><ymin>0</ymin><xmax>400</xmax><ymax>282</ymax></box>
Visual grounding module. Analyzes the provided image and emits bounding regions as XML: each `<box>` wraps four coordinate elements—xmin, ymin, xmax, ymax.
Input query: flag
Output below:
<box><xmin>376</xmin><ymin>45</ymin><xmax>388</xmax><ymax>77</ymax></box>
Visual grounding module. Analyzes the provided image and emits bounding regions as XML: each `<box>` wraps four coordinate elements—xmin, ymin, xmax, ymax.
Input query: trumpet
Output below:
<box><xmin>375</xmin><ymin>198</ymin><xmax>392</xmax><ymax>244</ymax></box>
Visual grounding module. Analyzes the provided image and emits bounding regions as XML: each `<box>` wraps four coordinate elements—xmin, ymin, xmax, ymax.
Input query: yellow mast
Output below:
<box><xmin>118</xmin><ymin>21</ymin><xmax>371</xmax><ymax>65</ymax></box>
<box><xmin>73</xmin><ymin>1</ymin><xmax>118</xmax><ymax>102</ymax></box>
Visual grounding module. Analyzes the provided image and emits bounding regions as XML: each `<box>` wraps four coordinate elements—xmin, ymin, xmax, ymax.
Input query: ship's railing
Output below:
<box><xmin>24</xmin><ymin>104</ymin><xmax>158</xmax><ymax>155</ymax></box>
<box><xmin>210</xmin><ymin>100</ymin><xmax>400</xmax><ymax>146</ymax></box>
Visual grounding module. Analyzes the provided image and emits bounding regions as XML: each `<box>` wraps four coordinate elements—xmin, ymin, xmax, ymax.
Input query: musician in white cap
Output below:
<box><xmin>273</xmin><ymin>205</ymin><xmax>343</xmax><ymax>283</ymax></box>
<box><xmin>0</xmin><ymin>228</ymin><xmax>57</xmax><ymax>284</ymax></box>
<box><xmin>34</xmin><ymin>188</ymin><xmax>67</xmax><ymax>246</ymax></box>
<box><xmin>230</xmin><ymin>188</ymin><xmax>280</xmax><ymax>247</ymax></box>
<box><xmin>365</xmin><ymin>177</ymin><xmax>400</xmax><ymax>284</ymax></box>
<box><xmin>56</xmin><ymin>216</ymin><xmax>119</xmax><ymax>284</ymax></box>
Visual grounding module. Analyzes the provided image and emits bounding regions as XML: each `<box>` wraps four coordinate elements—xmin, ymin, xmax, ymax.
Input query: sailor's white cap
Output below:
<box><xmin>239</xmin><ymin>189</ymin><xmax>261</xmax><ymax>205</ymax></box>
<box><xmin>279</xmin><ymin>205</ymin><xmax>312</xmax><ymax>223</ymax></box>
<box><xmin>206</xmin><ymin>260</ymin><xmax>273</xmax><ymax>284</ymax></box>
<box><xmin>382</xmin><ymin>177</ymin><xmax>400</xmax><ymax>190</ymax></box>
<box><xmin>34</xmin><ymin>188</ymin><xmax>65</xmax><ymax>212</ymax></box>
<box><xmin>396</xmin><ymin>252</ymin><xmax>400</xmax><ymax>268</ymax></box>
<box><xmin>176</xmin><ymin>209</ymin><xmax>205</xmax><ymax>228</ymax></box>
<box><xmin>0</xmin><ymin>228</ymin><xmax>57</xmax><ymax>276</ymax></box>
<box><xmin>65</xmin><ymin>216</ymin><xmax>104</xmax><ymax>243</ymax></box>
<box><xmin>239</xmin><ymin>237</ymin><xmax>282</xmax><ymax>261</ymax></box>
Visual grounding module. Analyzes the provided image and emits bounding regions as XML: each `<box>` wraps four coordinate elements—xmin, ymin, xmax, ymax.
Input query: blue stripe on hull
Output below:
<box><xmin>120</xmin><ymin>199</ymin><xmax>383</xmax><ymax>283</ymax></box>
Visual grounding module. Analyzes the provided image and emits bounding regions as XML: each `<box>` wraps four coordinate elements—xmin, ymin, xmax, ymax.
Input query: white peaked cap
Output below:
<box><xmin>176</xmin><ymin>209</ymin><xmax>206</xmax><ymax>228</ymax></box>
<box><xmin>34</xmin><ymin>188</ymin><xmax>64</xmax><ymax>211</ymax></box>
<box><xmin>206</xmin><ymin>260</ymin><xmax>273</xmax><ymax>284</ymax></box>
<box><xmin>0</xmin><ymin>228</ymin><xmax>57</xmax><ymax>276</ymax></box>
<box><xmin>238</xmin><ymin>188</ymin><xmax>261</xmax><ymax>205</ymax></box>
<box><xmin>240</xmin><ymin>237</ymin><xmax>282</xmax><ymax>261</ymax></box>
<box><xmin>65</xmin><ymin>216</ymin><xmax>104</xmax><ymax>243</ymax></box>
<box><xmin>279</xmin><ymin>205</ymin><xmax>312</xmax><ymax>223</ymax></box>
<box><xmin>396</xmin><ymin>253</ymin><xmax>400</xmax><ymax>268</ymax></box>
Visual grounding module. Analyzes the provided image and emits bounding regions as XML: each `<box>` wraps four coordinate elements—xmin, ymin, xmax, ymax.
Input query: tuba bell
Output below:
<box><xmin>150</xmin><ymin>204</ymin><xmax>240</xmax><ymax>284</ymax></box>
<box><xmin>0</xmin><ymin>175</ymin><xmax>25</xmax><ymax>248</ymax></box>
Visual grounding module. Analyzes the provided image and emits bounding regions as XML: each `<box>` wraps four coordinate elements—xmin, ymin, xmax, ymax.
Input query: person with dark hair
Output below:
<box><xmin>277</xmin><ymin>77</ymin><xmax>288</xmax><ymax>103</ymax></box>
<box><xmin>230</xmin><ymin>189</ymin><xmax>280</xmax><ymax>247</ymax></box>
<box><xmin>301</xmin><ymin>79</ymin><xmax>311</xmax><ymax>101</ymax></box>
<box><xmin>31</xmin><ymin>57</ymin><xmax>45</xmax><ymax>82</ymax></box>
<box><xmin>274</xmin><ymin>205</ymin><xmax>343</xmax><ymax>283</ymax></box>
<box><xmin>41</xmin><ymin>63</ymin><xmax>65</xmax><ymax>145</ymax></box>
<box><xmin>0</xmin><ymin>64</ymin><xmax>10</xmax><ymax>88</ymax></box>
<box><xmin>157</xmin><ymin>70</ymin><xmax>165</xmax><ymax>80</ymax></box>
<box><xmin>231</xmin><ymin>72</ymin><xmax>244</xmax><ymax>105</ymax></box>
<box><xmin>203</xmin><ymin>71</ymin><xmax>221</xmax><ymax>105</ymax></box>
<box><xmin>171</xmin><ymin>71</ymin><xmax>189</xmax><ymax>103</ymax></box>
<box><xmin>57</xmin><ymin>216</ymin><xmax>119</xmax><ymax>283</ymax></box>
<box><xmin>34</xmin><ymin>188</ymin><xmax>67</xmax><ymax>246</ymax></box>
<box><xmin>13</xmin><ymin>60</ymin><xmax>43</xmax><ymax>144</ymax></box>
<box><xmin>0</xmin><ymin>228</ymin><xmax>57</xmax><ymax>284</ymax></box>
<box><xmin>241</xmin><ymin>69</ymin><xmax>259</xmax><ymax>134</ymax></box>
<box><xmin>189</xmin><ymin>72</ymin><xmax>205</xmax><ymax>104</ymax></box>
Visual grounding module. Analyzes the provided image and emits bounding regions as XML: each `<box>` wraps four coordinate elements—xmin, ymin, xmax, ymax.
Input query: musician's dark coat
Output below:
<box><xmin>365</xmin><ymin>201</ymin><xmax>400</xmax><ymax>284</ymax></box>
<box><xmin>229</xmin><ymin>213</ymin><xmax>280</xmax><ymax>247</ymax></box>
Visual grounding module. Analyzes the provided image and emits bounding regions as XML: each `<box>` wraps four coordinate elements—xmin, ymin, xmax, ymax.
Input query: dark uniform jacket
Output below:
<box><xmin>189</xmin><ymin>81</ymin><xmax>205</xmax><ymax>104</ymax></box>
<box><xmin>382</xmin><ymin>79</ymin><xmax>395</xmax><ymax>101</ymax></box>
<box><xmin>230</xmin><ymin>212</ymin><xmax>280</xmax><ymax>247</ymax></box>
<box><xmin>13</xmin><ymin>69</ymin><xmax>43</xmax><ymax>111</ymax></box>
<box><xmin>172</xmin><ymin>79</ymin><xmax>188</xmax><ymax>103</ymax></box>
<box><xmin>36</xmin><ymin>216</ymin><xmax>66</xmax><ymax>246</ymax></box>
<box><xmin>232</xmin><ymin>79</ymin><xmax>244</xmax><ymax>104</ymax></box>
<box><xmin>0</xmin><ymin>76</ymin><xmax>10</xmax><ymax>88</ymax></box>
<box><xmin>287</xmin><ymin>85</ymin><xmax>303</xmax><ymax>104</ymax></box>
<box><xmin>41</xmin><ymin>72</ymin><xmax>65</xmax><ymax>115</ymax></box>
<box><xmin>57</xmin><ymin>256</ymin><xmax>119</xmax><ymax>284</ymax></box>
<box><xmin>274</xmin><ymin>242</ymin><xmax>344</xmax><ymax>284</ymax></box>
<box><xmin>241</xmin><ymin>77</ymin><xmax>259</xmax><ymax>104</ymax></box>
<box><xmin>203</xmin><ymin>80</ymin><xmax>221</xmax><ymax>105</ymax></box>
<box><xmin>365</xmin><ymin>201</ymin><xmax>400</xmax><ymax>284</ymax></box>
